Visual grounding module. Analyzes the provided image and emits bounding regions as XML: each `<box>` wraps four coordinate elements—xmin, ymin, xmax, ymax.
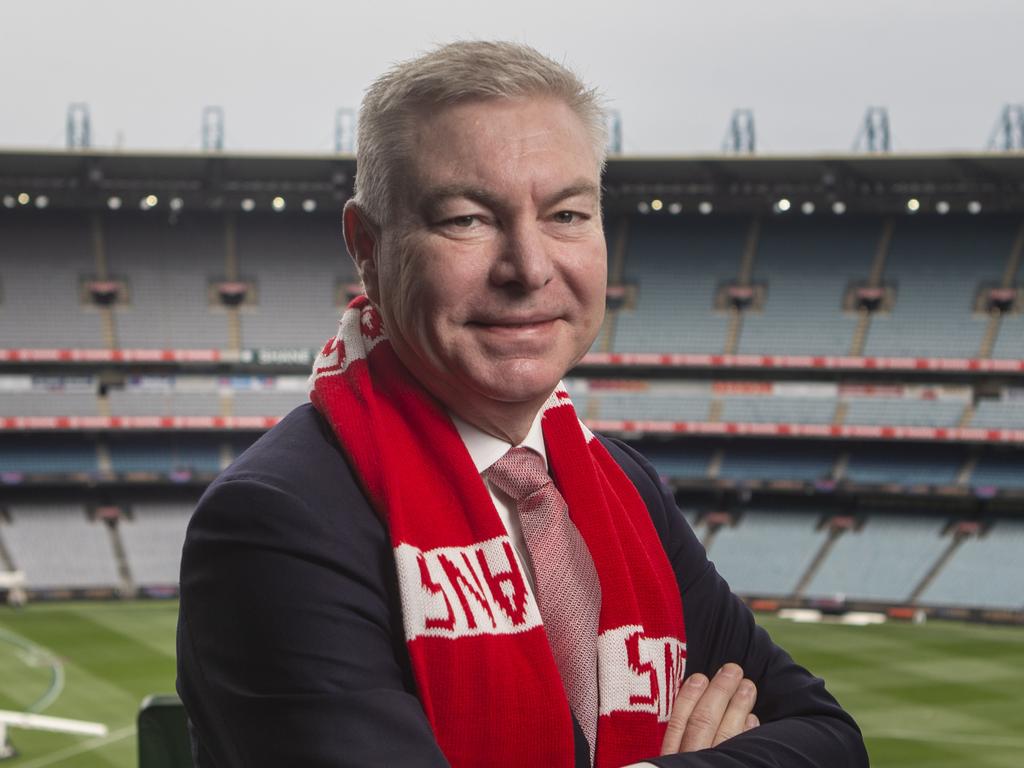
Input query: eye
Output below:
<box><xmin>444</xmin><ymin>215</ymin><xmax>479</xmax><ymax>228</ymax></box>
<box><xmin>553</xmin><ymin>210</ymin><xmax>585</xmax><ymax>224</ymax></box>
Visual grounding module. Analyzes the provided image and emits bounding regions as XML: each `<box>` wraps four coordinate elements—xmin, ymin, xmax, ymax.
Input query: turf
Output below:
<box><xmin>1</xmin><ymin>601</ymin><xmax>1022</xmax><ymax>766</ymax></box>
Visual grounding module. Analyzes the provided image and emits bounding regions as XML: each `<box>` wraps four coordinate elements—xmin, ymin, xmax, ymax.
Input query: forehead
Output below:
<box><xmin>401</xmin><ymin>96</ymin><xmax>600</xmax><ymax>206</ymax></box>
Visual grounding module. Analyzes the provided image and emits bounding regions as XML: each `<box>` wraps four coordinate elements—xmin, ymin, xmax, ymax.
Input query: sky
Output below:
<box><xmin>0</xmin><ymin>0</ymin><xmax>1020</xmax><ymax>156</ymax></box>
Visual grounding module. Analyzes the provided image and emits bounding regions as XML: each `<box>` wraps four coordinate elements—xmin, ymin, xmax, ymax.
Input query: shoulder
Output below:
<box><xmin>184</xmin><ymin>403</ymin><xmax>383</xmax><ymax>561</ymax></box>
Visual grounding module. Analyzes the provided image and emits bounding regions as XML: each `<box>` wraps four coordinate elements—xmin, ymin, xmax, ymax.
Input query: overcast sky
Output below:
<box><xmin>1</xmin><ymin>0</ymin><xmax>1020</xmax><ymax>156</ymax></box>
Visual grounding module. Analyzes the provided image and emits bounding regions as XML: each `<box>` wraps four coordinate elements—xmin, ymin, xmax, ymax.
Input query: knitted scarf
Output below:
<box><xmin>310</xmin><ymin>296</ymin><xmax>686</xmax><ymax>767</ymax></box>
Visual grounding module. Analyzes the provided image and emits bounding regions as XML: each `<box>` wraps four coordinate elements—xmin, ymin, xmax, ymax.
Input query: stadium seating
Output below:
<box><xmin>0</xmin><ymin>389</ymin><xmax>99</xmax><ymax>417</ymax></box>
<box><xmin>0</xmin><ymin>212</ymin><xmax>106</xmax><ymax>348</ymax></box>
<box><xmin>802</xmin><ymin>514</ymin><xmax>949</xmax><ymax>602</ymax></box>
<box><xmin>737</xmin><ymin>217</ymin><xmax>876</xmax><ymax>355</ymax></box>
<box><xmin>2</xmin><ymin>504</ymin><xmax>120</xmax><ymax>589</ymax></box>
<box><xmin>705</xmin><ymin>509</ymin><xmax>828</xmax><ymax>596</ymax></box>
<box><xmin>863</xmin><ymin>215</ymin><xmax>1017</xmax><ymax>357</ymax></box>
<box><xmin>235</xmin><ymin>214</ymin><xmax>353</xmax><ymax>349</ymax></box>
<box><xmin>970</xmin><ymin>452</ymin><xmax>1024</xmax><ymax>488</ymax></box>
<box><xmin>971</xmin><ymin>399</ymin><xmax>1024</xmax><ymax>429</ymax></box>
<box><xmin>104</xmin><ymin>212</ymin><xmax>231</xmax><ymax>349</ymax></box>
<box><xmin>844</xmin><ymin>444</ymin><xmax>963</xmax><ymax>485</ymax></box>
<box><xmin>718</xmin><ymin>443</ymin><xmax>837</xmax><ymax>482</ymax></box>
<box><xmin>917</xmin><ymin>519</ymin><xmax>1024</xmax><ymax>609</ymax></box>
<box><xmin>991</xmin><ymin>314</ymin><xmax>1024</xmax><ymax>360</ymax></box>
<box><xmin>630</xmin><ymin>441</ymin><xmax>713</xmax><ymax>479</ymax></box>
<box><xmin>107</xmin><ymin>436</ymin><xmax>223</xmax><ymax>474</ymax></box>
<box><xmin>719</xmin><ymin>395</ymin><xmax>835</xmax><ymax>423</ymax></box>
<box><xmin>611</xmin><ymin>216</ymin><xmax>744</xmax><ymax>353</ymax></box>
<box><xmin>0</xmin><ymin>435</ymin><xmax>98</xmax><ymax>474</ymax></box>
<box><xmin>592</xmin><ymin>391</ymin><xmax>711</xmax><ymax>421</ymax></box>
<box><xmin>107</xmin><ymin>389</ymin><xmax>223</xmax><ymax>417</ymax></box>
<box><xmin>119</xmin><ymin>503</ymin><xmax>193</xmax><ymax>587</ymax></box>
<box><xmin>843</xmin><ymin>398</ymin><xmax>965</xmax><ymax>427</ymax></box>
<box><xmin>231</xmin><ymin>389</ymin><xmax>308</xmax><ymax>417</ymax></box>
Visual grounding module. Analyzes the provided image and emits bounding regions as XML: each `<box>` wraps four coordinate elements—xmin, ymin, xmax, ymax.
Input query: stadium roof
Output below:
<box><xmin>2</xmin><ymin>148</ymin><xmax>1024</xmax><ymax>215</ymax></box>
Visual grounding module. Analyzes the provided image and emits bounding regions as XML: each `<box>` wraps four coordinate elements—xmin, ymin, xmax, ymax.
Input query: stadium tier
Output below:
<box><xmin>1</xmin><ymin>149</ymin><xmax>1022</xmax><ymax>621</ymax></box>
<box><xmin>735</xmin><ymin>217</ymin><xmax>876</xmax><ymax>355</ymax></box>
<box><xmin>861</xmin><ymin>215</ymin><xmax>1019</xmax><ymax>358</ymax></box>
<box><xmin>706</xmin><ymin>509</ymin><xmax>829</xmax><ymax>596</ymax></box>
<box><xmin>801</xmin><ymin>515</ymin><xmax>950</xmax><ymax>603</ymax></box>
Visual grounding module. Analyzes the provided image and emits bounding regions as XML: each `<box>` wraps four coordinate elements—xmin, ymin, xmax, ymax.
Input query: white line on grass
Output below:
<box><xmin>872</xmin><ymin>729</ymin><xmax>1024</xmax><ymax>748</ymax></box>
<box><xmin>0</xmin><ymin>628</ymin><xmax>64</xmax><ymax>712</ymax></box>
<box><xmin>12</xmin><ymin>724</ymin><xmax>135</xmax><ymax>768</ymax></box>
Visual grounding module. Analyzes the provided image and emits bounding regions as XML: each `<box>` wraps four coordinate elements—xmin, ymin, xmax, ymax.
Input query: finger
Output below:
<box><xmin>678</xmin><ymin>663</ymin><xmax>744</xmax><ymax>752</ymax></box>
<box><xmin>745</xmin><ymin>713</ymin><xmax>760</xmax><ymax>731</ymax></box>
<box><xmin>712</xmin><ymin>678</ymin><xmax>757</xmax><ymax>746</ymax></box>
<box><xmin>660</xmin><ymin>673</ymin><xmax>708</xmax><ymax>754</ymax></box>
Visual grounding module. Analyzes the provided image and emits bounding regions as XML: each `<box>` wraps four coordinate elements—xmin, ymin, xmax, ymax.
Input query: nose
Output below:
<box><xmin>492</xmin><ymin>220</ymin><xmax>554</xmax><ymax>292</ymax></box>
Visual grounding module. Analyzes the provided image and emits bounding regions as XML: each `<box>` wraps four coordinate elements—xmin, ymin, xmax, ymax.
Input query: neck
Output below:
<box><xmin>447</xmin><ymin>399</ymin><xmax>544</xmax><ymax>445</ymax></box>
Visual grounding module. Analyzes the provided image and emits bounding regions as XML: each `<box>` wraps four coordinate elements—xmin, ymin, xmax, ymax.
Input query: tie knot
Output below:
<box><xmin>485</xmin><ymin>446</ymin><xmax>550</xmax><ymax>501</ymax></box>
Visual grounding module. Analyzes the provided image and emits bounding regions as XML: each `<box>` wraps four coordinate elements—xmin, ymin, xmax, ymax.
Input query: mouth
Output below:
<box><xmin>469</xmin><ymin>316</ymin><xmax>559</xmax><ymax>332</ymax></box>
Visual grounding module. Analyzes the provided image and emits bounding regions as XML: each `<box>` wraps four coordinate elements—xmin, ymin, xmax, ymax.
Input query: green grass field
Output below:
<box><xmin>1</xmin><ymin>601</ymin><xmax>1023</xmax><ymax>767</ymax></box>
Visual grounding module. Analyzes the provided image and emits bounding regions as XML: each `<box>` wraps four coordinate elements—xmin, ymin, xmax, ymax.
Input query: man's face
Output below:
<box><xmin>362</xmin><ymin>96</ymin><xmax>607</xmax><ymax>435</ymax></box>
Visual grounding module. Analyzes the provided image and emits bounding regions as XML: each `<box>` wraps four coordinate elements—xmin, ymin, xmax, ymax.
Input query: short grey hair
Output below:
<box><xmin>353</xmin><ymin>40</ymin><xmax>607</xmax><ymax>225</ymax></box>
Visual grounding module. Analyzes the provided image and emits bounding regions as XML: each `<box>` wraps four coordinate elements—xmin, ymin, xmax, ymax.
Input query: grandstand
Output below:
<box><xmin>1</xmin><ymin>148</ymin><xmax>1023</xmax><ymax>625</ymax></box>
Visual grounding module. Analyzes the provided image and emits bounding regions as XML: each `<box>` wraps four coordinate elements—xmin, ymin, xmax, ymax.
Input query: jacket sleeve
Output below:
<box><xmin>601</xmin><ymin>437</ymin><xmax>869</xmax><ymax>768</ymax></box>
<box><xmin>176</xmin><ymin>472</ymin><xmax>451</xmax><ymax>767</ymax></box>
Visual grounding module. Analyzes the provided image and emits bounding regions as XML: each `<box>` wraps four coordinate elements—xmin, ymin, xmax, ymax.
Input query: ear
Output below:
<box><xmin>343</xmin><ymin>200</ymin><xmax>382</xmax><ymax>305</ymax></box>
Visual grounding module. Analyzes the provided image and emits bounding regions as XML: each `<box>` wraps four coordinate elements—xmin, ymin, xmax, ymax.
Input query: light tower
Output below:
<box><xmin>722</xmin><ymin>109</ymin><xmax>755</xmax><ymax>154</ymax></box>
<box><xmin>335</xmin><ymin>108</ymin><xmax>356</xmax><ymax>154</ymax></box>
<box><xmin>66</xmin><ymin>103</ymin><xmax>91</xmax><ymax>148</ymax></box>
<box><xmin>202</xmin><ymin>106</ymin><xmax>225</xmax><ymax>151</ymax></box>
<box><xmin>986</xmin><ymin>104</ymin><xmax>1024</xmax><ymax>151</ymax></box>
<box><xmin>853</xmin><ymin>107</ymin><xmax>891</xmax><ymax>152</ymax></box>
<box><xmin>605</xmin><ymin>109</ymin><xmax>623</xmax><ymax>155</ymax></box>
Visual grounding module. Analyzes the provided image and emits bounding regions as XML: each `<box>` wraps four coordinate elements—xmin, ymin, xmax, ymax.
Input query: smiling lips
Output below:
<box><xmin>471</xmin><ymin>316</ymin><xmax>559</xmax><ymax>333</ymax></box>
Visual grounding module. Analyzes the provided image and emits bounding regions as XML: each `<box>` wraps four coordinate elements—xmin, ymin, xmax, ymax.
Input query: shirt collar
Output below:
<box><xmin>450</xmin><ymin>409</ymin><xmax>548</xmax><ymax>475</ymax></box>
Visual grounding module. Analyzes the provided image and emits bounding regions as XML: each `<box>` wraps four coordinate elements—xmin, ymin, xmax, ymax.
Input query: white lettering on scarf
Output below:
<box><xmin>395</xmin><ymin>537</ymin><xmax>543</xmax><ymax>639</ymax></box>
<box><xmin>597</xmin><ymin>625</ymin><xmax>687</xmax><ymax>722</ymax></box>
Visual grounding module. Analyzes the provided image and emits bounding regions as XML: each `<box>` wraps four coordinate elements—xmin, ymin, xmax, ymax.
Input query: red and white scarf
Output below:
<box><xmin>310</xmin><ymin>296</ymin><xmax>686</xmax><ymax>767</ymax></box>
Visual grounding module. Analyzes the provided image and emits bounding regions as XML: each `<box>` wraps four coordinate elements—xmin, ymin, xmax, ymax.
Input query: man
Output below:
<box><xmin>177</xmin><ymin>41</ymin><xmax>867</xmax><ymax>767</ymax></box>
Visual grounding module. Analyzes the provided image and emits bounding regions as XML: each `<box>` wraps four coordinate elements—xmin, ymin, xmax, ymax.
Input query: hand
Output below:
<box><xmin>660</xmin><ymin>663</ymin><xmax>760</xmax><ymax>754</ymax></box>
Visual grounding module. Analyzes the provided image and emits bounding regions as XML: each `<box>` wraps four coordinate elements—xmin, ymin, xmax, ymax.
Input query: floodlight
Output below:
<box><xmin>801</xmin><ymin>201</ymin><xmax>815</xmax><ymax>215</ymax></box>
<box><xmin>668</xmin><ymin>202</ymin><xmax>683</xmax><ymax>215</ymax></box>
<box><xmin>34</xmin><ymin>195</ymin><xmax>49</xmax><ymax>209</ymax></box>
<box><xmin>302</xmin><ymin>198</ymin><xmax>317</xmax><ymax>213</ymax></box>
<box><xmin>935</xmin><ymin>201</ymin><xmax>950</xmax><ymax>215</ymax></box>
<box><xmin>698</xmin><ymin>201</ymin><xmax>713</xmax><ymax>215</ymax></box>
<box><xmin>169</xmin><ymin>197</ymin><xmax>184</xmax><ymax>211</ymax></box>
<box><xmin>650</xmin><ymin>199</ymin><xmax>663</xmax><ymax>211</ymax></box>
<box><xmin>832</xmin><ymin>201</ymin><xmax>847</xmax><ymax>215</ymax></box>
<box><xmin>107</xmin><ymin>196</ymin><xmax>123</xmax><ymax>210</ymax></box>
<box><xmin>140</xmin><ymin>194</ymin><xmax>158</xmax><ymax>210</ymax></box>
<box><xmin>637</xmin><ymin>201</ymin><xmax>650</xmax><ymax>214</ymax></box>
<box><xmin>775</xmin><ymin>198</ymin><xmax>791</xmax><ymax>213</ymax></box>
<box><xmin>17</xmin><ymin>192</ymin><xmax>30</xmax><ymax>205</ymax></box>
<box><xmin>906</xmin><ymin>198</ymin><xmax>920</xmax><ymax>212</ymax></box>
<box><xmin>241</xmin><ymin>198</ymin><xmax>255</xmax><ymax>212</ymax></box>
<box><xmin>272</xmin><ymin>196</ymin><xmax>286</xmax><ymax>211</ymax></box>
<box><xmin>967</xmin><ymin>200</ymin><xmax>982</xmax><ymax>215</ymax></box>
<box><xmin>2</xmin><ymin>195</ymin><xmax>15</xmax><ymax>208</ymax></box>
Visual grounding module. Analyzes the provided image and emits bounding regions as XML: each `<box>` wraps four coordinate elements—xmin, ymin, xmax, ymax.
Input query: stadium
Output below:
<box><xmin>2</xmin><ymin>28</ymin><xmax>1024</xmax><ymax>768</ymax></box>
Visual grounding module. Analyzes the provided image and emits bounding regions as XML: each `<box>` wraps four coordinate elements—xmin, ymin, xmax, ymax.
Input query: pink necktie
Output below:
<box><xmin>486</xmin><ymin>447</ymin><xmax>601</xmax><ymax>763</ymax></box>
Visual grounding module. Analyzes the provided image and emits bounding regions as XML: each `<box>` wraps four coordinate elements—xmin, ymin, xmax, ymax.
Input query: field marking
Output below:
<box><xmin>0</xmin><ymin>628</ymin><xmax>64</xmax><ymax>712</ymax></box>
<box><xmin>11</xmin><ymin>724</ymin><xmax>135</xmax><ymax>768</ymax></box>
<box><xmin>872</xmin><ymin>729</ymin><xmax>1024</xmax><ymax>748</ymax></box>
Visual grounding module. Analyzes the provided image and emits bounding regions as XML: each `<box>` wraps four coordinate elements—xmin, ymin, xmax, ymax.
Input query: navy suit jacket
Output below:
<box><xmin>177</xmin><ymin>404</ymin><xmax>867</xmax><ymax>767</ymax></box>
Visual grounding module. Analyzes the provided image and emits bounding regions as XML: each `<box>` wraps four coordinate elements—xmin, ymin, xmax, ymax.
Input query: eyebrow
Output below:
<box><xmin>418</xmin><ymin>179</ymin><xmax>601</xmax><ymax>215</ymax></box>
